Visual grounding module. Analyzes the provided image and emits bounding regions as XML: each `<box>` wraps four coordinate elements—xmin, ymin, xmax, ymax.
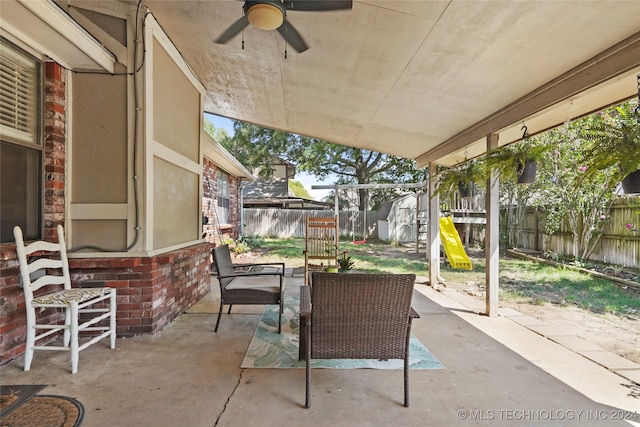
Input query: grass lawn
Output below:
<box><xmin>249</xmin><ymin>237</ymin><xmax>640</xmax><ymax>317</ymax></box>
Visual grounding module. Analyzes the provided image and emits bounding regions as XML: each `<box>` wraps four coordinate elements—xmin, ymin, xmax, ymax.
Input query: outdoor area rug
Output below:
<box><xmin>0</xmin><ymin>385</ymin><xmax>84</xmax><ymax>427</ymax></box>
<box><xmin>241</xmin><ymin>295</ymin><xmax>445</xmax><ymax>370</ymax></box>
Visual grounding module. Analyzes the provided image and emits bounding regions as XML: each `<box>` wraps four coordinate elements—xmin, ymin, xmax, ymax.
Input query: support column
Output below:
<box><xmin>428</xmin><ymin>163</ymin><xmax>441</xmax><ymax>287</ymax></box>
<box><xmin>485</xmin><ymin>134</ymin><xmax>500</xmax><ymax>316</ymax></box>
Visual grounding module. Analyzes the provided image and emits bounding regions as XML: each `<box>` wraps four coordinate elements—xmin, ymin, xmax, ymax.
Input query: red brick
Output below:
<box><xmin>118</xmin><ymin>318</ymin><xmax>142</xmax><ymax>326</ymax></box>
<box><xmin>104</xmin><ymin>280</ymin><xmax>129</xmax><ymax>289</ymax></box>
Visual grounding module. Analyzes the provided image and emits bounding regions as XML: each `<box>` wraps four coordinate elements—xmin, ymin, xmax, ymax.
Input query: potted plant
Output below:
<box><xmin>434</xmin><ymin>158</ymin><xmax>487</xmax><ymax>198</ymax></box>
<box><xmin>337</xmin><ymin>254</ymin><xmax>354</xmax><ymax>272</ymax></box>
<box><xmin>483</xmin><ymin>131</ymin><xmax>547</xmax><ymax>184</ymax></box>
<box><xmin>578</xmin><ymin>101</ymin><xmax>640</xmax><ymax>194</ymax></box>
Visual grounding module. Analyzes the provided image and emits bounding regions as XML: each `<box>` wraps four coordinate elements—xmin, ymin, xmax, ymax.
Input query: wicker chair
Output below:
<box><xmin>212</xmin><ymin>244</ymin><xmax>285</xmax><ymax>333</ymax></box>
<box><xmin>299</xmin><ymin>272</ymin><xmax>418</xmax><ymax>408</ymax></box>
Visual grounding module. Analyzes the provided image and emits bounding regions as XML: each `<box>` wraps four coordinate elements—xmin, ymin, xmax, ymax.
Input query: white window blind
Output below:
<box><xmin>217</xmin><ymin>169</ymin><xmax>230</xmax><ymax>224</ymax></box>
<box><xmin>0</xmin><ymin>40</ymin><xmax>40</xmax><ymax>146</ymax></box>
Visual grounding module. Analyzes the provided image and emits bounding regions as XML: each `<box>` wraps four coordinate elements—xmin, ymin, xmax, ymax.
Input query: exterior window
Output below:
<box><xmin>216</xmin><ymin>169</ymin><xmax>230</xmax><ymax>224</ymax></box>
<box><xmin>0</xmin><ymin>38</ymin><xmax>42</xmax><ymax>242</ymax></box>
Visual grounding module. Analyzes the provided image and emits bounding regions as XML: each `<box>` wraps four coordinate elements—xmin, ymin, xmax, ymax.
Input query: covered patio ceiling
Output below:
<box><xmin>119</xmin><ymin>0</ymin><xmax>639</xmax><ymax>166</ymax></box>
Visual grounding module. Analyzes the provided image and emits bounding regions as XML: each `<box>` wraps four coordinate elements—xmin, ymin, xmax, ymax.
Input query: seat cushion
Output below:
<box><xmin>32</xmin><ymin>288</ymin><xmax>112</xmax><ymax>305</ymax></box>
<box><xmin>225</xmin><ymin>276</ymin><xmax>281</xmax><ymax>293</ymax></box>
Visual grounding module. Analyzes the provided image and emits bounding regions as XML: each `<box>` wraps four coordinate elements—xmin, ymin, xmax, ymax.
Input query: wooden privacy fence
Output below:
<box><xmin>243</xmin><ymin>209</ymin><xmax>379</xmax><ymax>239</ymax></box>
<box><xmin>518</xmin><ymin>197</ymin><xmax>639</xmax><ymax>268</ymax></box>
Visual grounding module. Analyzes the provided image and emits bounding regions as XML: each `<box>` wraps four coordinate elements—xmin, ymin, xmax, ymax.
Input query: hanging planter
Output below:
<box><xmin>621</xmin><ymin>169</ymin><xmax>640</xmax><ymax>194</ymax></box>
<box><xmin>484</xmin><ymin>126</ymin><xmax>547</xmax><ymax>185</ymax></box>
<box><xmin>434</xmin><ymin>159</ymin><xmax>486</xmax><ymax>199</ymax></box>
<box><xmin>579</xmin><ymin>84</ymin><xmax>639</xmax><ymax>189</ymax></box>
<box><xmin>517</xmin><ymin>160</ymin><xmax>537</xmax><ymax>184</ymax></box>
<box><xmin>457</xmin><ymin>182</ymin><xmax>472</xmax><ymax>198</ymax></box>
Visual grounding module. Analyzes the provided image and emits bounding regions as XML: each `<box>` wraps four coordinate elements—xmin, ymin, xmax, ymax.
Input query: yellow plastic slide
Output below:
<box><xmin>439</xmin><ymin>216</ymin><xmax>473</xmax><ymax>270</ymax></box>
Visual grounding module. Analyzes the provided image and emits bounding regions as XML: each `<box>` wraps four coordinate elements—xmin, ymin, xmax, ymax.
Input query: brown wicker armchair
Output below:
<box><xmin>212</xmin><ymin>245</ymin><xmax>285</xmax><ymax>333</ymax></box>
<box><xmin>299</xmin><ymin>272</ymin><xmax>418</xmax><ymax>408</ymax></box>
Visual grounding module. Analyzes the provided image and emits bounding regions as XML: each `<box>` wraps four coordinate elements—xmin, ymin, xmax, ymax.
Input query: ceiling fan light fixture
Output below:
<box><xmin>246</xmin><ymin>2</ymin><xmax>285</xmax><ymax>30</ymax></box>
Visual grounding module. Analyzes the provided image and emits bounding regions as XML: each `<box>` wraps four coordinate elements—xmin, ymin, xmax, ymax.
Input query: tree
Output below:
<box><xmin>214</xmin><ymin>121</ymin><xmax>425</xmax><ymax>210</ymax></box>
<box><xmin>533</xmin><ymin>119</ymin><xmax>619</xmax><ymax>260</ymax></box>
<box><xmin>289</xmin><ymin>180</ymin><xmax>312</xmax><ymax>200</ymax></box>
<box><xmin>203</xmin><ymin>119</ymin><xmax>231</xmax><ymax>143</ymax></box>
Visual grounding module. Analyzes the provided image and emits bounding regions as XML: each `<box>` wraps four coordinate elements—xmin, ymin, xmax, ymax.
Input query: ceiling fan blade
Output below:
<box><xmin>214</xmin><ymin>16</ymin><xmax>249</xmax><ymax>44</ymax></box>
<box><xmin>283</xmin><ymin>0</ymin><xmax>352</xmax><ymax>12</ymax></box>
<box><xmin>277</xmin><ymin>19</ymin><xmax>309</xmax><ymax>53</ymax></box>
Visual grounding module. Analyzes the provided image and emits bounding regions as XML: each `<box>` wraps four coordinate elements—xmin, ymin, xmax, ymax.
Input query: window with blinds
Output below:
<box><xmin>0</xmin><ymin>39</ymin><xmax>41</xmax><ymax>146</ymax></box>
<box><xmin>0</xmin><ymin>38</ymin><xmax>43</xmax><ymax>242</ymax></box>
<box><xmin>217</xmin><ymin>169</ymin><xmax>230</xmax><ymax>224</ymax></box>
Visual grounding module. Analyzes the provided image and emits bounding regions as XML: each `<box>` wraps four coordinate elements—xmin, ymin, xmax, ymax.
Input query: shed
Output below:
<box><xmin>377</xmin><ymin>194</ymin><xmax>417</xmax><ymax>243</ymax></box>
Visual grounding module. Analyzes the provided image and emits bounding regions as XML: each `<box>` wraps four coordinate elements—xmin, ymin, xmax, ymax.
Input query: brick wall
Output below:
<box><xmin>68</xmin><ymin>243</ymin><xmax>211</xmax><ymax>336</ymax></box>
<box><xmin>0</xmin><ymin>62</ymin><xmax>213</xmax><ymax>365</ymax></box>
<box><xmin>43</xmin><ymin>62</ymin><xmax>66</xmax><ymax>242</ymax></box>
<box><xmin>202</xmin><ymin>157</ymin><xmax>242</xmax><ymax>245</ymax></box>
<box><xmin>0</xmin><ymin>62</ymin><xmax>67</xmax><ymax>364</ymax></box>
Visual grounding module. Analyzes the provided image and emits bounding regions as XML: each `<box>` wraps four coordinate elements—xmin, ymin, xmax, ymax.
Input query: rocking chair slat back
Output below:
<box><xmin>304</xmin><ymin>217</ymin><xmax>339</xmax><ymax>285</ymax></box>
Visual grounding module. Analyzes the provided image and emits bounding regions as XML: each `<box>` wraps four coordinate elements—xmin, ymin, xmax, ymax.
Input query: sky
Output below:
<box><xmin>204</xmin><ymin>113</ymin><xmax>333</xmax><ymax>201</ymax></box>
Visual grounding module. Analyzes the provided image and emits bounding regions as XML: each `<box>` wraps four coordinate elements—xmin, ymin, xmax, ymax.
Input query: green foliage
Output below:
<box><xmin>578</xmin><ymin>101</ymin><xmax>640</xmax><ymax>182</ymax></box>
<box><xmin>337</xmin><ymin>255</ymin><xmax>355</xmax><ymax>270</ymax></box>
<box><xmin>434</xmin><ymin>159</ymin><xmax>487</xmax><ymax>198</ymax></box>
<box><xmin>217</xmin><ymin>120</ymin><xmax>425</xmax><ymax>210</ymax></box>
<box><xmin>233</xmin><ymin>241</ymin><xmax>250</xmax><ymax>254</ymax></box>
<box><xmin>203</xmin><ymin>118</ymin><xmax>231</xmax><ymax>143</ymax></box>
<box><xmin>483</xmin><ymin>137</ymin><xmax>549</xmax><ymax>183</ymax></box>
<box><xmin>238</xmin><ymin>234</ymin><xmax>265</xmax><ymax>249</ymax></box>
<box><xmin>288</xmin><ymin>180</ymin><xmax>312</xmax><ymax>199</ymax></box>
<box><xmin>533</xmin><ymin>119</ymin><xmax>619</xmax><ymax>260</ymax></box>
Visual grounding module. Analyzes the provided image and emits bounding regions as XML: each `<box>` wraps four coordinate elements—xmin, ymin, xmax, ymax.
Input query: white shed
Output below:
<box><xmin>377</xmin><ymin>194</ymin><xmax>418</xmax><ymax>243</ymax></box>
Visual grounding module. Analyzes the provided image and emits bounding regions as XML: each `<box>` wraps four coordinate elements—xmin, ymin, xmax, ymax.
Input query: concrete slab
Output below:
<box><xmin>550</xmin><ymin>335</ymin><xmax>606</xmax><ymax>352</ymax></box>
<box><xmin>1</xmin><ymin>278</ymin><xmax>637</xmax><ymax>426</ymax></box>
<box><xmin>579</xmin><ymin>351</ymin><xmax>640</xmax><ymax>371</ymax></box>
<box><xmin>526</xmin><ymin>324</ymin><xmax>576</xmax><ymax>337</ymax></box>
<box><xmin>614</xmin><ymin>369</ymin><xmax>640</xmax><ymax>385</ymax></box>
<box><xmin>505</xmin><ymin>314</ymin><xmax>549</xmax><ymax>327</ymax></box>
<box><xmin>498</xmin><ymin>307</ymin><xmax>522</xmax><ymax>317</ymax></box>
<box><xmin>416</xmin><ymin>287</ymin><xmax>640</xmax><ymax>415</ymax></box>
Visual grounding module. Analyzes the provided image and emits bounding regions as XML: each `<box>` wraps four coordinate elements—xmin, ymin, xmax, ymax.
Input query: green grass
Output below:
<box><xmin>252</xmin><ymin>238</ymin><xmax>640</xmax><ymax>317</ymax></box>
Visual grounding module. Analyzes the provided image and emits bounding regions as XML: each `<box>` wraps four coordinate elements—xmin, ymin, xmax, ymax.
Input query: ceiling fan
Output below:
<box><xmin>214</xmin><ymin>0</ymin><xmax>352</xmax><ymax>53</ymax></box>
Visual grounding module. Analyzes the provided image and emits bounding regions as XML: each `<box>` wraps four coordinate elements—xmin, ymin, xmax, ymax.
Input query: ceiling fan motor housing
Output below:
<box><xmin>244</xmin><ymin>1</ymin><xmax>286</xmax><ymax>30</ymax></box>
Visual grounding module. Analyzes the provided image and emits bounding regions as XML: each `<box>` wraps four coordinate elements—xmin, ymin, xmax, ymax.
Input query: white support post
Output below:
<box><xmin>428</xmin><ymin>163</ymin><xmax>440</xmax><ymax>287</ymax></box>
<box><xmin>485</xmin><ymin>134</ymin><xmax>500</xmax><ymax>316</ymax></box>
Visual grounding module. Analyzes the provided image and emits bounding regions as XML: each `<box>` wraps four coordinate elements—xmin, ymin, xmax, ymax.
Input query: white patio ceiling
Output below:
<box><xmin>124</xmin><ymin>0</ymin><xmax>639</xmax><ymax>166</ymax></box>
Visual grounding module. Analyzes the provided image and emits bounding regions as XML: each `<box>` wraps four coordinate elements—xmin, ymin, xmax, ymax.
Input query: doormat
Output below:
<box><xmin>0</xmin><ymin>385</ymin><xmax>46</xmax><ymax>415</ymax></box>
<box><xmin>0</xmin><ymin>385</ymin><xmax>84</xmax><ymax>427</ymax></box>
<box><xmin>241</xmin><ymin>295</ymin><xmax>445</xmax><ymax>370</ymax></box>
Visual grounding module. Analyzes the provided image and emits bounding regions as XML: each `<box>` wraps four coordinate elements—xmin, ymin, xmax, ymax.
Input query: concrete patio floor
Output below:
<box><xmin>1</xmin><ymin>273</ymin><xmax>639</xmax><ymax>426</ymax></box>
